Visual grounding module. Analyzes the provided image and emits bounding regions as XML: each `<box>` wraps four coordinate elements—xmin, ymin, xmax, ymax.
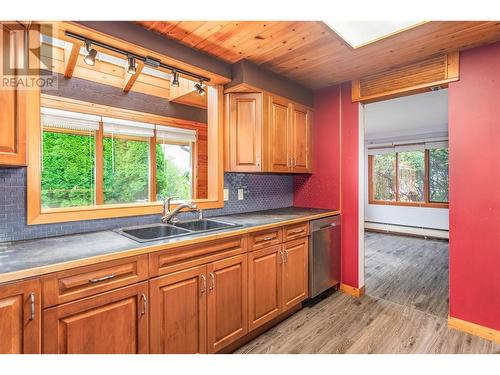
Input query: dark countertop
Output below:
<box><xmin>0</xmin><ymin>207</ymin><xmax>338</xmax><ymax>282</ymax></box>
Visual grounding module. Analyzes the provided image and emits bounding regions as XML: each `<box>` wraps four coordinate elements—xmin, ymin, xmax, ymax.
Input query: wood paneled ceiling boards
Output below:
<box><xmin>137</xmin><ymin>21</ymin><xmax>500</xmax><ymax>89</ymax></box>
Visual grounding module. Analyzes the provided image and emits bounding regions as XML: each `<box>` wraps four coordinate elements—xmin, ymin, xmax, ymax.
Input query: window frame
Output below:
<box><xmin>368</xmin><ymin>149</ymin><xmax>449</xmax><ymax>208</ymax></box>
<box><xmin>27</xmin><ymin>91</ymin><xmax>223</xmax><ymax>225</ymax></box>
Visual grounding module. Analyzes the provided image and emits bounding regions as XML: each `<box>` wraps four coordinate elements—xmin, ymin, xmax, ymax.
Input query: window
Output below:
<box><xmin>155</xmin><ymin>125</ymin><xmax>196</xmax><ymax>201</ymax></box>
<box><xmin>372</xmin><ymin>153</ymin><xmax>396</xmax><ymax>201</ymax></box>
<box><xmin>103</xmin><ymin>119</ymin><xmax>153</xmax><ymax>205</ymax></box>
<box><xmin>429</xmin><ymin>148</ymin><xmax>449</xmax><ymax>203</ymax></box>
<box><xmin>39</xmin><ymin>106</ymin><xmax>199</xmax><ymax>209</ymax></box>
<box><xmin>41</xmin><ymin>108</ymin><xmax>99</xmax><ymax>208</ymax></box>
<box><xmin>369</xmin><ymin>142</ymin><xmax>449</xmax><ymax>207</ymax></box>
<box><xmin>397</xmin><ymin>151</ymin><xmax>425</xmax><ymax>203</ymax></box>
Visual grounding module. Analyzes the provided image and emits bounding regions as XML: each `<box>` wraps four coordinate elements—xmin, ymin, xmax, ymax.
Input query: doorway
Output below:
<box><xmin>361</xmin><ymin>89</ymin><xmax>450</xmax><ymax>318</ymax></box>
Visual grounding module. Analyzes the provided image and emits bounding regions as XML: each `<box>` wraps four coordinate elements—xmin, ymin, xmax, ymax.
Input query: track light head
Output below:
<box><xmin>171</xmin><ymin>70</ymin><xmax>180</xmax><ymax>87</ymax></box>
<box><xmin>194</xmin><ymin>79</ymin><xmax>206</xmax><ymax>96</ymax></box>
<box><xmin>83</xmin><ymin>41</ymin><xmax>97</xmax><ymax>66</ymax></box>
<box><xmin>127</xmin><ymin>56</ymin><xmax>137</xmax><ymax>75</ymax></box>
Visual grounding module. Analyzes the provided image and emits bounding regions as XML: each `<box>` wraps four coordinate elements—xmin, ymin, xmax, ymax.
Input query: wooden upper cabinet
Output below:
<box><xmin>290</xmin><ymin>104</ymin><xmax>312</xmax><ymax>173</ymax></box>
<box><xmin>224</xmin><ymin>91</ymin><xmax>312</xmax><ymax>174</ymax></box>
<box><xmin>43</xmin><ymin>283</ymin><xmax>149</xmax><ymax>354</ymax></box>
<box><xmin>282</xmin><ymin>237</ymin><xmax>309</xmax><ymax>312</ymax></box>
<box><xmin>268</xmin><ymin>96</ymin><xmax>292</xmax><ymax>172</ymax></box>
<box><xmin>0</xmin><ymin>279</ymin><xmax>41</xmax><ymax>354</ymax></box>
<box><xmin>149</xmin><ymin>265</ymin><xmax>207</xmax><ymax>354</ymax></box>
<box><xmin>0</xmin><ymin>24</ymin><xmax>27</xmax><ymax>167</ymax></box>
<box><xmin>207</xmin><ymin>254</ymin><xmax>247</xmax><ymax>353</ymax></box>
<box><xmin>226</xmin><ymin>93</ymin><xmax>263</xmax><ymax>172</ymax></box>
<box><xmin>247</xmin><ymin>245</ymin><xmax>282</xmax><ymax>331</ymax></box>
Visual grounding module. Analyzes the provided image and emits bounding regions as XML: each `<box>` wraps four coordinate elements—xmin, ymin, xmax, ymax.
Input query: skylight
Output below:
<box><xmin>324</xmin><ymin>21</ymin><xmax>425</xmax><ymax>48</ymax></box>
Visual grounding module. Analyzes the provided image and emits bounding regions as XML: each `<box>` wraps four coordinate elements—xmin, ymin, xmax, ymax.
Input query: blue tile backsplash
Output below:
<box><xmin>0</xmin><ymin>169</ymin><xmax>293</xmax><ymax>243</ymax></box>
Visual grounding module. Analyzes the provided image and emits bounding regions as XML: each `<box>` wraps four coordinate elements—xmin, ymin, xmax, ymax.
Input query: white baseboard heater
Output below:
<box><xmin>365</xmin><ymin>221</ymin><xmax>449</xmax><ymax>239</ymax></box>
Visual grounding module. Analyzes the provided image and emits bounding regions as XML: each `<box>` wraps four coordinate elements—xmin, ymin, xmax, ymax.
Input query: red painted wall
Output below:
<box><xmin>448</xmin><ymin>42</ymin><xmax>500</xmax><ymax>331</ymax></box>
<box><xmin>294</xmin><ymin>85</ymin><xmax>341</xmax><ymax>210</ymax></box>
<box><xmin>294</xmin><ymin>83</ymin><xmax>360</xmax><ymax>288</ymax></box>
<box><xmin>339</xmin><ymin>82</ymin><xmax>360</xmax><ymax>288</ymax></box>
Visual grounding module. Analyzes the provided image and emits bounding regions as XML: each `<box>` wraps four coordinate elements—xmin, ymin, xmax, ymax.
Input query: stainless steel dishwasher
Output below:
<box><xmin>309</xmin><ymin>215</ymin><xmax>341</xmax><ymax>298</ymax></box>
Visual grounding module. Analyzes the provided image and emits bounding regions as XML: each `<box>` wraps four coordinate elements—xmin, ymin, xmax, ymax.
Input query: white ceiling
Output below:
<box><xmin>364</xmin><ymin>89</ymin><xmax>448</xmax><ymax>140</ymax></box>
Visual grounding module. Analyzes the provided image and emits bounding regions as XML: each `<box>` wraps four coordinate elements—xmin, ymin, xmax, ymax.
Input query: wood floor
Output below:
<box><xmin>236</xmin><ymin>233</ymin><xmax>500</xmax><ymax>354</ymax></box>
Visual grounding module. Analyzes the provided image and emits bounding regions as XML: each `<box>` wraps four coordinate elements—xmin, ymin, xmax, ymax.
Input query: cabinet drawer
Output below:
<box><xmin>149</xmin><ymin>236</ymin><xmax>246</xmax><ymax>277</ymax></box>
<box><xmin>42</xmin><ymin>255</ymin><xmax>149</xmax><ymax>308</ymax></box>
<box><xmin>284</xmin><ymin>222</ymin><xmax>309</xmax><ymax>241</ymax></box>
<box><xmin>248</xmin><ymin>228</ymin><xmax>282</xmax><ymax>251</ymax></box>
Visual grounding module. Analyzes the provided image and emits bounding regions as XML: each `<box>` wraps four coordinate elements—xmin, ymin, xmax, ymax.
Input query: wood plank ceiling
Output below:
<box><xmin>136</xmin><ymin>21</ymin><xmax>500</xmax><ymax>89</ymax></box>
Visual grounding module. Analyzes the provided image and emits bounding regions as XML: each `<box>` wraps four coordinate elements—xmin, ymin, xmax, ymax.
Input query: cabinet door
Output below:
<box><xmin>227</xmin><ymin>93</ymin><xmax>263</xmax><ymax>172</ymax></box>
<box><xmin>0</xmin><ymin>24</ymin><xmax>26</xmax><ymax>166</ymax></box>
<box><xmin>150</xmin><ymin>265</ymin><xmax>207</xmax><ymax>354</ymax></box>
<box><xmin>207</xmin><ymin>254</ymin><xmax>247</xmax><ymax>353</ymax></box>
<box><xmin>291</xmin><ymin>104</ymin><xmax>311</xmax><ymax>173</ymax></box>
<box><xmin>282</xmin><ymin>238</ymin><xmax>309</xmax><ymax>312</ymax></box>
<box><xmin>43</xmin><ymin>282</ymin><xmax>149</xmax><ymax>354</ymax></box>
<box><xmin>0</xmin><ymin>279</ymin><xmax>41</xmax><ymax>354</ymax></box>
<box><xmin>248</xmin><ymin>245</ymin><xmax>282</xmax><ymax>331</ymax></box>
<box><xmin>268</xmin><ymin>96</ymin><xmax>291</xmax><ymax>172</ymax></box>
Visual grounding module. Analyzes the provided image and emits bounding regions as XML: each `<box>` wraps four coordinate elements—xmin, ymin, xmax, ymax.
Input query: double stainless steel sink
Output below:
<box><xmin>115</xmin><ymin>219</ymin><xmax>240</xmax><ymax>242</ymax></box>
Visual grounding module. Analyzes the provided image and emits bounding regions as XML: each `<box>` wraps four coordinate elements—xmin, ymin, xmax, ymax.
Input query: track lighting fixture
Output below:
<box><xmin>171</xmin><ymin>70</ymin><xmax>180</xmax><ymax>87</ymax></box>
<box><xmin>127</xmin><ymin>56</ymin><xmax>137</xmax><ymax>75</ymax></box>
<box><xmin>194</xmin><ymin>79</ymin><xmax>206</xmax><ymax>96</ymax></box>
<box><xmin>66</xmin><ymin>31</ymin><xmax>210</xmax><ymax>86</ymax></box>
<box><xmin>83</xmin><ymin>41</ymin><xmax>97</xmax><ymax>66</ymax></box>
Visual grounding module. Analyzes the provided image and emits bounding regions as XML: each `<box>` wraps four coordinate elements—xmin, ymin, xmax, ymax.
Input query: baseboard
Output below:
<box><xmin>340</xmin><ymin>283</ymin><xmax>365</xmax><ymax>297</ymax></box>
<box><xmin>365</xmin><ymin>222</ymin><xmax>449</xmax><ymax>240</ymax></box>
<box><xmin>448</xmin><ymin>316</ymin><xmax>500</xmax><ymax>343</ymax></box>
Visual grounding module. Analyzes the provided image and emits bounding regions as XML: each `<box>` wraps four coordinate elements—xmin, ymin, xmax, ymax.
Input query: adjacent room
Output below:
<box><xmin>363</xmin><ymin>89</ymin><xmax>450</xmax><ymax>319</ymax></box>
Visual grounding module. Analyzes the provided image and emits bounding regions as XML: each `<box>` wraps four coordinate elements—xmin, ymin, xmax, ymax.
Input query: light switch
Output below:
<box><xmin>237</xmin><ymin>189</ymin><xmax>244</xmax><ymax>200</ymax></box>
<box><xmin>224</xmin><ymin>189</ymin><xmax>229</xmax><ymax>201</ymax></box>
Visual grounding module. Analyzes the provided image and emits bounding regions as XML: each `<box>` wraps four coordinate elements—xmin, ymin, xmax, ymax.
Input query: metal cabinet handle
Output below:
<box><xmin>140</xmin><ymin>293</ymin><xmax>147</xmax><ymax>316</ymax></box>
<box><xmin>262</xmin><ymin>236</ymin><xmax>274</xmax><ymax>241</ymax></box>
<box><xmin>201</xmin><ymin>275</ymin><xmax>207</xmax><ymax>294</ymax></box>
<box><xmin>285</xmin><ymin>250</ymin><xmax>289</xmax><ymax>262</ymax></box>
<box><xmin>289</xmin><ymin>229</ymin><xmax>304</xmax><ymax>235</ymax></box>
<box><xmin>29</xmin><ymin>292</ymin><xmax>35</xmax><ymax>321</ymax></box>
<box><xmin>279</xmin><ymin>250</ymin><xmax>285</xmax><ymax>264</ymax></box>
<box><xmin>89</xmin><ymin>273</ymin><xmax>115</xmax><ymax>284</ymax></box>
<box><xmin>209</xmin><ymin>272</ymin><xmax>215</xmax><ymax>291</ymax></box>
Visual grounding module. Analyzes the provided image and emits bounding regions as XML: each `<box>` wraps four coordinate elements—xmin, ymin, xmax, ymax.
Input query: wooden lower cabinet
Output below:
<box><xmin>149</xmin><ymin>265</ymin><xmax>207</xmax><ymax>354</ymax></box>
<box><xmin>0</xmin><ymin>279</ymin><xmax>41</xmax><ymax>354</ymax></box>
<box><xmin>282</xmin><ymin>237</ymin><xmax>309</xmax><ymax>311</ymax></box>
<box><xmin>247</xmin><ymin>245</ymin><xmax>282</xmax><ymax>331</ymax></box>
<box><xmin>43</xmin><ymin>282</ymin><xmax>149</xmax><ymax>354</ymax></box>
<box><xmin>149</xmin><ymin>254</ymin><xmax>248</xmax><ymax>354</ymax></box>
<box><xmin>207</xmin><ymin>254</ymin><xmax>248</xmax><ymax>353</ymax></box>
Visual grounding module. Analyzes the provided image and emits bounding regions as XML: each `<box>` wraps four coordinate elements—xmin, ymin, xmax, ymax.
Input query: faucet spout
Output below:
<box><xmin>161</xmin><ymin>198</ymin><xmax>197</xmax><ymax>224</ymax></box>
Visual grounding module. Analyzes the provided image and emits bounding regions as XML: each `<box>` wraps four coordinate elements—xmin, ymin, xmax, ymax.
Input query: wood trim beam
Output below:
<box><xmin>448</xmin><ymin>316</ymin><xmax>500</xmax><ymax>344</ymax></box>
<box><xmin>95</xmin><ymin>122</ymin><xmax>104</xmax><ymax>205</ymax></box>
<box><xmin>340</xmin><ymin>284</ymin><xmax>365</xmax><ymax>297</ymax></box>
<box><xmin>149</xmin><ymin>130</ymin><xmax>157</xmax><ymax>202</ymax></box>
<box><xmin>123</xmin><ymin>61</ymin><xmax>144</xmax><ymax>93</ymax></box>
<box><xmin>63</xmin><ymin>42</ymin><xmax>81</xmax><ymax>78</ymax></box>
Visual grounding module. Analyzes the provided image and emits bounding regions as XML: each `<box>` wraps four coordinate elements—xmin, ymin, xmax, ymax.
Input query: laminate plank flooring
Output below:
<box><xmin>364</xmin><ymin>232</ymin><xmax>449</xmax><ymax>318</ymax></box>
<box><xmin>236</xmin><ymin>233</ymin><xmax>500</xmax><ymax>354</ymax></box>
